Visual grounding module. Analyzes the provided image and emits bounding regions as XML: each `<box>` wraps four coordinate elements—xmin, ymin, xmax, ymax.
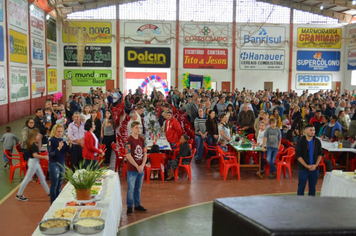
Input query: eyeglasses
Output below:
<box><xmin>28</xmin><ymin>121</ymin><xmax>34</xmax><ymax>124</ymax></box>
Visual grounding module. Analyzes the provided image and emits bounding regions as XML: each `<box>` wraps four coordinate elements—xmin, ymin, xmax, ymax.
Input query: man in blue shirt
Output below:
<box><xmin>295</xmin><ymin>124</ymin><xmax>323</xmax><ymax>196</ymax></box>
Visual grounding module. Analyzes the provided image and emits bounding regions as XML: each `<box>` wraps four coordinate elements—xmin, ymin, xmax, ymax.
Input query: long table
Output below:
<box><xmin>32</xmin><ymin>170</ymin><xmax>122</xmax><ymax>236</ymax></box>
<box><xmin>230</xmin><ymin>141</ymin><xmax>263</xmax><ymax>179</ymax></box>
<box><xmin>321</xmin><ymin>172</ymin><xmax>356</xmax><ymax>197</ymax></box>
<box><xmin>146</xmin><ymin>137</ymin><xmax>172</xmax><ymax>151</ymax></box>
<box><xmin>319</xmin><ymin>138</ymin><xmax>356</xmax><ymax>170</ymax></box>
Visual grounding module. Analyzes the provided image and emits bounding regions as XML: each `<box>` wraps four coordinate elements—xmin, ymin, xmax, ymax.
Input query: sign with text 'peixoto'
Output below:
<box><xmin>296</xmin><ymin>51</ymin><xmax>340</xmax><ymax>71</ymax></box>
<box><xmin>124</xmin><ymin>47</ymin><xmax>171</xmax><ymax>68</ymax></box>
<box><xmin>63</xmin><ymin>21</ymin><xmax>112</xmax><ymax>44</ymax></box>
<box><xmin>48</xmin><ymin>69</ymin><xmax>57</xmax><ymax>92</ymax></box>
<box><xmin>64</xmin><ymin>69</ymin><xmax>112</xmax><ymax>86</ymax></box>
<box><xmin>297</xmin><ymin>28</ymin><xmax>341</xmax><ymax>48</ymax></box>
<box><xmin>9</xmin><ymin>29</ymin><xmax>27</xmax><ymax>63</ymax></box>
<box><xmin>64</xmin><ymin>46</ymin><xmax>111</xmax><ymax>67</ymax></box>
<box><xmin>183</xmin><ymin>48</ymin><xmax>228</xmax><ymax>69</ymax></box>
<box><xmin>239</xmin><ymin>49</ymin><xmax>285</xmax><ymax>70</ymax></box>
<box><xmin>239</xmin><ymin>26</ymin><xmax>286</xmax><ymax>48</ymax></box>
<box><xmin>296</xmin><ymin>74</ymin><xmax>332</xmax><ymax>90</ymax></box>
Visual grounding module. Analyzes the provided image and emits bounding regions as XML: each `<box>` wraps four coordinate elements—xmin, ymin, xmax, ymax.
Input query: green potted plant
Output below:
<box><xmin>61</xmin><ymin>162</ymin><xmax>106</xmax><ymax>200</ymax></box>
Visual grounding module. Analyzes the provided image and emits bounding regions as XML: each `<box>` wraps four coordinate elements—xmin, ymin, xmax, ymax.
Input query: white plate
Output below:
<box><xmin>51</xmin><ymin>207</ymin><xmax>77</xmax><ymax>221</ymax></box>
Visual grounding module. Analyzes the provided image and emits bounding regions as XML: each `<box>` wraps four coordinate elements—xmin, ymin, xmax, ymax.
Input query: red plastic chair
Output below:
<box><xmin>276</xmin><ymin>147</ymin><xmax>295</xmax><ymax>180</ymax></box>
<box><xmin>265</xmin><ymin>145</ymin><xmax>285</xmax><ymax>176</ymax></box>
<box><xmin>112</xmin><ymin>143</ymin><xmax>124</xmax><ymax>173</ymax></box>
<box><xmin>216</xmin><ymin>146</ymin><xmax>240</xmax><ymax>181</ymax></box>
<box><xmin>203</xmin><ymin>142</ymin><xmax>219</xmax><ymax>170</ymax></box>
<box><xmin>4</xmin><ymin>150</ymin><xmax>26</xmax><ymax>183</ymax></box>
<box><xmin>319</xmin><ymin>158</ymin><xmax>326</xmax><ymax>175</ymax></box>
<box><xmin>246</xmin><ymin>134</ymin><xmax>255</xmax><ymax>141</ymax></box>
<box><xmin>15</xmin><ymin>143</ymin><xmax>27</xmax><ymax>176</ymax></box>
<box><xmin>323</xmin><ymin>150</ymin><xmax>336</xmax><ymax>167</ymax></box>
<box><xmin>97</xmin><ymin>144</ymin><xmax>106</xmax><ymax>166</ymax></box>
<box><xmin>145</xmin><ymin>153</ymin><xmax>166</xmax><ymax>184</ymax></box>
<box><xmin>174</xmin><ymin>149</ymin><xmax>196</xmax><ymax>181</ymax></box>
<box><xmin>38</xmin><ymin>152</ymin><xmax>49</xmax><ymax>184</ymax></box>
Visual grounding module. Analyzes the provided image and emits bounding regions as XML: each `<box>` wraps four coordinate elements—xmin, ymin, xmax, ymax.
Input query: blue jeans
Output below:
<box><xmin>297</xmin><ymin>169</ymin><xmax>319</xmax><ymax>196</ymax></box>
<box><xmin>195</xmin><ymin>135</ymin><xmax>204</xmax><ymax>160</ymax></box>
<box><xmin>207</xmin><ymin>135</ymin><xmax>217</xmax><ymax>158</ymax></box>
<box><xmin>266</xmin><ymin>147</ymin><xmax>278</xmax><ymax>174</ymax></box>
<box><xmin>48</xmin><ymin>162</ymin><xmax>65</xmax><ymax>204</ymax></box>
<box><xmin>127</xmin><ymin>170</ymin><xmax>144</xmax><ymax>208</ymax></box>
<box><xmin>3</xmin><ymin>149</ymin><xmax>11</xmax><ymax>163</ymax></box>
<box><xmin>261</xmin><ymin>151</ymin><xmax>266</xmax><ymax>171</ymax></box>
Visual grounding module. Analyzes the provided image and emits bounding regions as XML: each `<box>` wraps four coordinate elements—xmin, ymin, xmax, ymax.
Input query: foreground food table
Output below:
<box><xmin>319</xmin><ymin>139</ymin><xmax>356</xmax><ymax>170</ymax></box>
<box><xmin>32</xmin><ymin>170</ymin><xmax>122</xmax><ymax>236</ymax></box>
<box><xmin>321</xmin><ymin>172</ymin><xmax>356</xmax><ymax>197</ymax></box>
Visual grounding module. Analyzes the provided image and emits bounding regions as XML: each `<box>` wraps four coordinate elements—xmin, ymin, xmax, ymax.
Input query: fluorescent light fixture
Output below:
<box><xmin>30</xmin><ymin>4</ymin><xmax>34</xmax><ymax>11</ymax></box>
<box><xmin>353</xmin><ymin>0</ymin><xmax>356</xmax><ymax>5</ymax></box>
<box><xmin>320</xmin><ymin>5</ymin><xmax>324</xmax><ymax>10</ymax></box>
<box><xmin>46</xmin><ymin>14</ymin><xmax>51</xmax><ymax>20</ymax></box>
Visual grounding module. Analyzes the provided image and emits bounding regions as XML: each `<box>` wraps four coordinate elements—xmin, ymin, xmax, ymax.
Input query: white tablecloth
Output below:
<box><xmin>321</xmin><ymin>172</ymin><xmax>356</xmax><ymax>197</ymax></box>
<box><xmin>319</xmin><ymin>139</ymin><xmax>356</xmax><ymax>153</ymax></box>
<box><xmin>32</xmin><ymin>170</ymin><xmax>122</xmax><ymax>236</ymax></box>
<box><xmin>146</xmin><ymin>137</ymin><xmax>171</xmax><ymax>151</ymax></box>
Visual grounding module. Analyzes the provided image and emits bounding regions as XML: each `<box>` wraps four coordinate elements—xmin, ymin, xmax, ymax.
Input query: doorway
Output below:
<box><xmin>332</xmin><ymin>82</ymin><xmax>341</xmax><ymax>92</ymax></box>
<box><xmin>221</xmin><ymin>82</ymin><xmax>231</xmax><ymax>92</ymax></box>
<box><xmin>264</xmin><ymin>82</ymin><xmax>273</xmax><ymax>91</ymax></box>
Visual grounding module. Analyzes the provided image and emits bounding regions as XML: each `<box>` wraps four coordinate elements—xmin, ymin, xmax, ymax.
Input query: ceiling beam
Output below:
<box><xmin>256</xmin><ymin>0</ymin><xmax>352</xmax><ymax>23</ymax></box>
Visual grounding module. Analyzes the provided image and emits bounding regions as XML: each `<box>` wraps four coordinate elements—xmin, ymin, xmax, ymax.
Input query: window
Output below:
<box><xmin>236</xmin><ymin>0</ymin><xmax>290</xmax><ymax>24</ymax></box>
<box><xmin>119</xmin><ymin>0</ymin><xmax>176</xmax><ymax>21</ymax></box>
<box><xmin>293</xmin><ymin>9</ymin><xmax>338</xmax><ymax>24</ymax></box>
<box><xmin>179</xmin><ymin>0</ymin><xmax>234</xmax><ymax>22</ymax></box>
<box><xmin>67</xmin><ymin>5</ymin><xmax>116</xmax><ymax>19</ymax></box>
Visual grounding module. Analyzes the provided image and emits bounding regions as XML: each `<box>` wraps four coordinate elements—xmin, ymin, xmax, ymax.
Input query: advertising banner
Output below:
<box><xmin>296</xmin><ymin>51</ymin><xmax>340</xmax><ymax>71</ymax></box>
<box><xmin>0</xmin><ymin>0</ymin><xmax>3</xmax><ymax>22</ymax></box>
<box><xmin>297</xmin><ymin>27</ymin><xmax>341</xmax><ymax>48</ymax></box>
<box><xmin>64</xmin><ymin>69</ymin><xmax>112</xmax><ymax>86</ymax></box>
<box><xmin>347</xmin><ymin>49</ymin><xmax>356</xmax><ymax>70</ymax></box>
<box><xmin>7</xmin><ymin>0</ymin><xmax>28</xmax><ymax>31</ymax></box>
<box><xmin>31</xmin><ymin>38</ymin><xmax>44</xmax><ymax>65</ymax></box>
<box><xmin>124</xmin><ymin>22</ymin><xmax>172</xmax><ymax>45</ymax></box>
<box><xmin>239</xmin><ymin>49</ymin><xmax>285</xmax><ymax>70</ymax></box>
<box><xmin>296</xmin><ymin>74</ymin><xmax>332</xmax><ymax>90</ymax></box>
<box><xmin>0</xmin><ymin>66</ymin><xmax>6</xmax><ymax>103</ymax></box>
<box><xmin>348</xmin><ymin>24</ymin><xmax>356</xmax><ymax>48</ymax></box>
<box><xmin>32</xmin><ymin>67</ymin><xmax>45</xmax><ymax>95</ymax></box>
<box><xmin>239</xmin><ymin>26</ymin><xmax>286</xmax><ymax>48</ymax></box>
<box><xmin>183</xmin><ymin>48</ymin><xmax>228</xmax><ymax>69</ymax></box>
<box><xmin>47</xmin><ymin>17</ymin><xmax>56</xmax><ymax>42</ymax></box>
<box><xmin>10</xmin><ymin>66</ymin><xmax>29</xmax><ymax>101</ymax></box>
<box><xmin>9</xmin><ymin>29</ymin><xmax>28</xmax><ymax>63</ymax></box>
<box><xmin>48</xmin><ymin>69</ymin><xmax>57</xmax><ymax>92</ymax></box>
<box><xmin>64</xmin><ymin>45</ymin><xmax>111</xmax><ymax>67</ymax></box>
<box><xmin>63</xmin><ymin>21</ymin><xmax>112</xmax><ymax>43</ymax></box>
<box><xmin>47</xmin><ymin>42</ymin><xmax>57</xmax><ymax>66</ymax></box>
<box><xmin>183</xmin><ymin>24</ymin><xmax>229</xmax><ymax>46</ymax></box>
<box><xmin>30</xmin><ymin>5</ymin><xmax>44</xmax><ymax>38</ymax></box>
<box><xmin>124</xmin><ymin>47</ymin><xmax>171</xmax><ymax>68</ymax></box>
<box><xmin>0</xmin><ymin>26</ymin><xmax>3</xmax><ymax>61</ymax></box>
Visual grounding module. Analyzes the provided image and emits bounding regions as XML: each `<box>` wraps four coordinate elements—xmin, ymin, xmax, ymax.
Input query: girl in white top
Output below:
<box><xmin>256</xmin><ymin>121</ymin><xmax>266</xmax><ymax>173</ymax></box>
<box><xmin>81</xmin><ymin>105</ymin><xmax>91</xmax><ymax>121</ymax></box>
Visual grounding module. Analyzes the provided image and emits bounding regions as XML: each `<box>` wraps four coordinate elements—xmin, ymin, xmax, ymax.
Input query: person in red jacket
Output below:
<box><xmin>83</xmin><ymin>120</ymin><xmax>104</xmax><ymax>169</ymax></box>
<box><xmin>165</xmin><ymin>111</ymin><xmax>183</xmax><ymax>147</ymax></box>
<box><xmin>309</xmin><ymin>110</ymin><xmax>323</xmax><ymax>136</ymax></box>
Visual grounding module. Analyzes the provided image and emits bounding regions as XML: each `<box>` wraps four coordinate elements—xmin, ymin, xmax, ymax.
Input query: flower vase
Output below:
<box><xmin>76</xmin><ymin>188</ymin><xmax>91</xmax><ymax>200</ymax></box>
<box><xmin>155</xmin><ymin>135</ymin><xmax>158</xmax><ymax>143</ymax></box>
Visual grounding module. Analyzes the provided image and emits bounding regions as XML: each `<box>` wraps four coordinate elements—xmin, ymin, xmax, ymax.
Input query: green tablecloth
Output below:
<box><xmin>230</xmin><ymin>141</ymin><xmax>262</xmax><ymax>152</ymax></box>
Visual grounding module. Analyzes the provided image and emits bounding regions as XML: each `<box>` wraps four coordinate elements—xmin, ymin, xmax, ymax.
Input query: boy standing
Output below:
<box><xmin>262</xmin><ymin>118</ymin><xmax>281</xmax><ymax>179</ymax></box>
<box><xmin>0</xmin><ymin>127</ymin><xmax>20</xmax><ymax>167</ymax></box>
<box><xmin>125</xmin><ymin>121</ymin><xmax>148</xmax><ymax>214</ymax></box>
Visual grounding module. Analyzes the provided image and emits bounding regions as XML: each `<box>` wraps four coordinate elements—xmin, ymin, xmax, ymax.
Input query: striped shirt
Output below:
<box><xmin>194</xmin><ymin>116</ymin><xmax>207</xmax><ymax>136</ymax></box>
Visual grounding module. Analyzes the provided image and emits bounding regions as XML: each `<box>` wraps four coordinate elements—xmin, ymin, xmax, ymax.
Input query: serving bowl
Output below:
<box><xmin>38</xmin><ymin>218</ymin><xmax>70</xmax><ymax>235</ymax></box>
<box><xmin>73</xmin><ymin>217</ymin><xmax>105</xmax><ymax>234</ymax></box>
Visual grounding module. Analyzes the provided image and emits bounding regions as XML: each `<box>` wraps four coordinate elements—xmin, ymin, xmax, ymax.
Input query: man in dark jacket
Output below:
<box><xmin>34</xmin><ymin>108</ymin><xmax>48</xmax><ymax>144</ymax></box>
<box><xmin>296</xmin><ymin>124</ymin><xmax>323</xmax><ymax>196</ymax></box>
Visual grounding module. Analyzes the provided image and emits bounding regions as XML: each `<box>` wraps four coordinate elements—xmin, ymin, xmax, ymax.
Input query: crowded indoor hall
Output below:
<box><xmin>1</xmin><ymin>0</ymin><xmax>356</xmax><ymax>235</ymax></box>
